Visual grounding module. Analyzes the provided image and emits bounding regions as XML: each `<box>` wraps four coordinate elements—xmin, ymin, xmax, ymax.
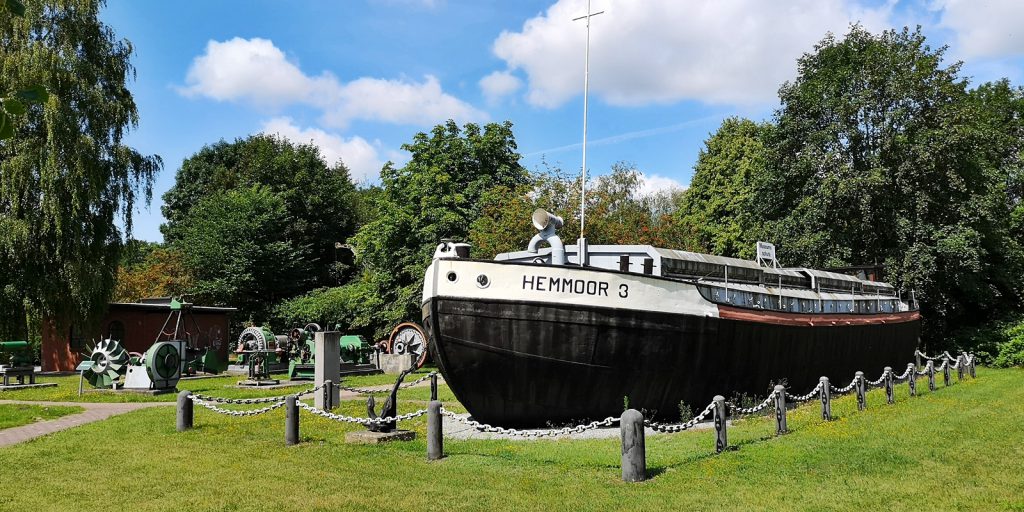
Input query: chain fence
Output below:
<box><xmin>787</xmin><ymin>381</ymin><xmax>824</xmax><ymax>403</ymax></box>
<box><xmin>439</xmin><ymin>407</ymin><xmax>620</xmax><ymax>437</ymax></box>
<box><xmin>337</xmin><ymin>372</ymin><xmax>437</xmax><ymax>394</ymax></box>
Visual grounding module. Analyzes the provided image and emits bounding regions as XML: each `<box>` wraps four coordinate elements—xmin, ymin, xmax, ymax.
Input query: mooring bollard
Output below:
<box><xmin>285</xmin><ymin>396</ymin><xmax>299</xmax><ymax>446</ymax></box>
<box><xmin>430</xmin><ymin>372</ymin><xmax>438</xmax><ymax>401</ymax></box>
<box><xmin>774</xmin><ymin>385</ymin><xmax>787</xmax><ymax>435</ymax></box>
<box><xmin>943</xmin><ymin>357</ymin><xmax>951</xmax><ymax>387</ymax></box>
<box><xmin>957</xmin><ymin>355</ymin><xmax>965</xmax><ymax>381</ymax></box>
<box><xmin>820</xmin><ymin>377</ymin><xmax>831</xmax><ymax>421</ymax></box>
<box><xmin>176</xmin><ymin>390</ymin><xmax>193</xmax><ymax>432</ymax></box>
<box><xmin>927</xmin><ymin>361</ymin><xmax>936</xmax><ymax>391</ymax></box>
<box><xmin>620</xmin><ymin>409</ymin><xmax>646</xmax><ymax>482</ymax></box>
<box><xmin>713</xmin><ymin>395</ymin><xmax>728</xmax><ymax>453</ymax></box>
<box><xmin>324</xmin><ymin>380</ymin><xmax>335</xmax><ymax>411</ymax></box>
<box><xmin>427</xmin><ymin>400</ymin><xmax>443</xmax><ymax>461</ymax></box>
<box><xmin>907</xmin><ymin>363</ymin><xmax>917</xmax><ymax>397</ymax></box>
<box><xmin>855</xmin><ymin>371</ymin><xmax>866</xmax><ymax>411</ymax></box>
<box><xmin>884</xmin><ymin>367</ymin><xmax>894</xmax><ymax>405</ymax></box>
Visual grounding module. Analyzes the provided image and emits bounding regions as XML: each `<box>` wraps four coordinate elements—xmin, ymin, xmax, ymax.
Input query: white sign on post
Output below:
<box><xmin>756</xmin><ymin>241</ymin><xmax>779</xmax><ymax>268</ymax></box>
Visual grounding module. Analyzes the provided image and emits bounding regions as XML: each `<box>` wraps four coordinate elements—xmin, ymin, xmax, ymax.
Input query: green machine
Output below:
<box><xmin>0</xmin><ymin>341</ymin><xmax>33</xmax><ymax>368</ymax></box>
<box><xmin>340</xmin><ymin>335</ymin><xmax>373</xmax><ymax>365</ymax></box>
<box><xmin>285</xmin><ymin>325</ymin><xmax>374</xmax><ymax>380</ymax></box>
<box><xmin>80</xmin><ymin>338</ymin><xmax>131</xmax><ymax>388</ymax></box>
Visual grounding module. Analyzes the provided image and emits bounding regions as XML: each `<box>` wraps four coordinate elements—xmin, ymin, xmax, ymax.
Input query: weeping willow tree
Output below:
<box><xmin>0</xmin><ymin>0</ymin><xmax>161</xmax><ymax>339</ymax></box>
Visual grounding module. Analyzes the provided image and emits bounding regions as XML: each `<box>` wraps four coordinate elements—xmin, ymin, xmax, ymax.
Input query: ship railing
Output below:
<box><xmin>172</xmin><ymin>352</ymin><xmax>977</xmax><ymax>483</ymax></box>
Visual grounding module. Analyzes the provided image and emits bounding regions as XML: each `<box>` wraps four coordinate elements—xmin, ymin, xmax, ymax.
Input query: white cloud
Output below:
<box><xmin>636</xmin><ymin>173</ymin><xmax>686</xmax><ymax>197</ymax></box>
<box><xmin>491</xmin><ymin>0</ymin><xmax>893</xmax><ymax>108</ymax></box>
<box><xmin>180</xmin><ymin>37</ymin><xmax>486</xmax><ymax>127</ymax></box>
<box><xmin>479</xmin><ymin>71</ymin><xmax>523</xmax><ymax>104</ymax></box>
<box><xmin>935</xmin><ymin>0</ymin><xmax>1024</xmax><ymax>59</ymax></box>
<box><xmin>261</xmin><ymin>117</ymin><xmax>385</xmax><ymax>182</ymax></box>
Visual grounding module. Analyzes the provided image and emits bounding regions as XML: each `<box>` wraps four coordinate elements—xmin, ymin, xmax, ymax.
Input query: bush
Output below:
<box><xmin>951</xmin><ymin>313</ymin><xmax>1024</xmax><ymax>367</ymax></box>
<box><xmin>992</xmin><ymin>320</ymin><xmax>1024</xmax><ymax>368</ymax></box>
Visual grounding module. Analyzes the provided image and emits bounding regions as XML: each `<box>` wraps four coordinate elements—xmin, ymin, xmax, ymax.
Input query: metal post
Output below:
<box><xmin>430</xmin><ymin>372</ymin><xmax>438</xmax><ymax>401</ymax></box>
<box><xmin>957</xmin><ymin>354</ymin><xmax>965</xmax><ymax>381</ymax></box>
<box><xmin>176</xmin><ymin>390</ymin><xmax>193</xmax><ymax>432</ymax></box>
<box><xmin>927</xmin><ymin>361</ymin><xmax>936</xmax><ymax>391</ymax></box>
<box><xmin>324</xmin><ymin>380</ymin><xmax>335</xmax><ymax>411</ymax></box>
<box><xmin>774</xmin><ymin>385</ymin><xmax>787</xmax><ymax>435</ymax></box>
<box><xmin>285</xmin><ymin>396</ymin><xmax>299</xmax><ymax>446</ymax></box>
<box><xmin>943</xmin><ymin>357</ymin><xmax>951</xmax><ymax>387</ymax></box>
<box><xmin>820</xmin><ymin>377</ymin><xmax>831</xmax><ymax>421</ymax></box>
<box><xmin>907</xmin><ymin>363</ymin><xmax>917</xmax><ymax>397</ymax></box>
<box><xmin>713</xmin><ymin>395</ymin><xmax>728</xmax><ymax>453</ymax></box>
<box><xmin>884</xmin><ymin>367</ymin><xmax>894</xmax><ymax>405</ymax></box>
<box><xmin>620</xmin><ymin>409</ymin><xmax>646</xmax><ymax>482</ymax></box>
<box><xmin>855</xmin><ymin>371</ymin><xmax>866</xmax><ymax>411</ymax></box>
<box><xmin>427</xmin><ymin>400</ymin><xmax>443</xmax><ymax>461</ymax></box>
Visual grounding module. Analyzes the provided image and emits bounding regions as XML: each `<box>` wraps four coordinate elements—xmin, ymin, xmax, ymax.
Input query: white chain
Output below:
<box><xmin>440</xmin><ymin>406</ymin><xmax>619</xmax><ymax>437</ymax></box>
<box><xmin>646</xmin><ymin>401</ymin><xmax>717</xmax><ymax>432</ymax></box>
<box><xmin>729</xmin><ymin>391</ymin><xmax>777</xmax><ymax>415</ymax></box>
<box><xmin>338</xmin><ymin>372</ymin><xmax>437</xmax><ymax>394</ymax></box>
<box><xmin>296</xmin><ymin>401</ymin><xmax>428</xmax><ymax>425</ymax></box>
<box><xmin>831</xmin><ymin>375</ymin><xmax>861</xmax><ymax>394</ymax></box>
<box><xmin>892</xmin><ymin>366</ymin><xmax>914</xmax><ymax>382</ymax></box>
<box><xmin>190</xmin><ymin>383</ymin><xmax>324</xmax><ymax>404</ymax></box>
<box><xmin>915</xmin><ymin>350</ymin><xmax>944</xmax><ymax>361</ymax></box>
<box><xmin>865</xmin><ymin>370</ymin><xmax>889</xmax><ymax>387</ymax></box>
<box><xmin>192</xmin><ymin>397</ymin><xmax>286</xmax><ymax>416</ymax></box>
<box><xmin>787</xmin><ymin>381</ymin><xmax>824</xmax><ymax>403</ymax></box>
<box><xmin>934</xmin><ymin>360</ymin><xmax>948</xmax><ymax>372</ymax></box>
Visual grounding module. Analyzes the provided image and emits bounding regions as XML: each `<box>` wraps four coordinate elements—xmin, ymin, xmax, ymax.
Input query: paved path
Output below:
<box><xmin>0</xmin><ymin>400</ymin><xmax>172</xmax><ymax>448</ymax></box>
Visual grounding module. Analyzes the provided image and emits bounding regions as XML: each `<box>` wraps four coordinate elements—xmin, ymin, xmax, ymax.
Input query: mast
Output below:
<box><xmin>573</xmin><ymin>0</ymin><xmax>603</xmax><ymax>266</ymax></box>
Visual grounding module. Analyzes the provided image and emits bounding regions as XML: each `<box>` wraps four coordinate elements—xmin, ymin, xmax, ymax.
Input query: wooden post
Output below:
<box><xmin>430</xmin><ymin>372</ymin><xmax>438</xmax><ymax>401</ymax></box>
<box><xmin>285</xmin><ymin>396</ymin><xmax>299</xmax><ymax>446</ymax></box>
<box><xmin>774</xmin><ymin>385</ymin><xmax>787</xmax><ymax>435</ymax></box>
<box><xmin>969</xmin><ymin>353</ymin><xmax>977</xmax><ymax>378</ymax></box>
<box><xmin>884</xmin><ymin>367</ymin><xmax>894</xmax><ymax>405</ymax></box>
<box><xmin>855</xmin><ymin>371</ymin><xmax>866</xmax><ymax>411</ymax></box>
<box><xmin>820</xmin><ymin>377</ymin><xmax>831</xmax><ymax>421</ymax></box>
<box><xmin>620</xmin><ymin>409</ymin><xmax>646</xmax><ymax>482</ymax></box>
<box><xmin>943</xmin><ymin>357</ymin><xmax>951</xmax><ymax>387</ymax></box>
<box><xmin>957</xmin><ymin>355</ymin><xmax>965</xmax><ymax>381</ymax></box>
<box><xmin>915</xmin><ymin>350</ymin><xmax>922</xmax><ymax>370</ymax></box>
<box><xmin>907</xmin><ymin>363</ymin><xmax>917</xmax><ymax>397</ymax></box>
<box><xmin>427</xmin><ymin>400</ymin><xmax>443</xmax><ymax>461</ymax></box>
<box><xmin>927</xmin><ymin>361</ymin><xmax>936</xmax><ymax>391</ymax></box>
<box><xmin>713</xmin><ymin>395</ymin><xmax>728</xmax><ymax>453</ymax></box>
<box><xmin>176</xmin><ymin>390</ymin><xmax>193</xmax><ymax>432</ymax></box>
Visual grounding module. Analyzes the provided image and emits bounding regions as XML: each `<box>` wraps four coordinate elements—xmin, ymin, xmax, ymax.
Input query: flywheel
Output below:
<box><xmin>387</xmin><ymin>322</ymin><xmax>429</xmax><ymax>369</ymax></box>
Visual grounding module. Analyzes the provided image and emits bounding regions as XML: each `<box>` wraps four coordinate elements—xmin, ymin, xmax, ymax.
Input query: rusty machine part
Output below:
<box><xmin>386</xmin><ymin>322</ymin><xmax>429</xmax><ymax>369</ymax></box>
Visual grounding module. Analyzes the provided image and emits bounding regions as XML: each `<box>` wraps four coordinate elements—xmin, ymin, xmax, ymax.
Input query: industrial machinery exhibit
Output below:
<box><xmin>0</xmin><ymin>340</ymin><xmax>43</xmax><ymax>388</ymax></box>
<box><xmin>80</xmin><ymin>338</ymin><xmax>184</xmax><ymax>392</ymax></box>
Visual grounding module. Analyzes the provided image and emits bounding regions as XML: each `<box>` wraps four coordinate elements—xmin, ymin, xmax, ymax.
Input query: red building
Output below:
<box><xmin>42</xmin><ymin>298</ymin><xmax>235</xmax><ymax>372</ymax></box>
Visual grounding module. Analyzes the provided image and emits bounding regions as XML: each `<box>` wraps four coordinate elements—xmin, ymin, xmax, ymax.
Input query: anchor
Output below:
<box><xmin>366</xmin><ymin>367</ymin><xmax>415</xmax><ymax>432</ymax></box>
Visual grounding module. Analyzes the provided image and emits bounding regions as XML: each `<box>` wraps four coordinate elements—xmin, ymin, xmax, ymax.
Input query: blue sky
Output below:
<box><xmin>99</xmin><ymin>0</ymin><xmax>1024</xmax><ymax>242</ymax></box>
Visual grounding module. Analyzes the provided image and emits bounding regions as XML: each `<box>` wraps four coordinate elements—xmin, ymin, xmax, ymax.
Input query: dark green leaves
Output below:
<box><xmin>0</xmin><ymin>110</ymin><xmax>12</xmax><ymax>139</ymax></box>
<box><xmin>5</xmin><ymin>0</ymin><xmax>25</xmax><ymax>17</ymax></box>
<box><xmin>15</xmin><ymin>85</ymin><xmax>48</xmax><ymax>103</ymax></box>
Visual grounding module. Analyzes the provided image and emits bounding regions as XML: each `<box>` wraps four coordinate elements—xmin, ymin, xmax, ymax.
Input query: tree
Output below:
<box><xmin>0</xmin><ymin>0</ymin><xmax>161</xmax><ymax>338</ymax></box>
<box><xmin>753</xmin><ymin>25</ymin><xmax>1023</xmax><ymax>339</ymax></box>
<box><xmin>174</xmin><ymin>186</ymin><xmax>311</xmax><ymax>323</ymax></box>
<box><xmin>161</xmin><ymin>134</ymin><xmax>358</xmax><ymax>288</ymax></box>
<box><xmin>113</xmin><ymin>246</ymin><xmax>192</xmax><ymax>303</ymax></box>
<box><xmin>675</xmin><ymin>118</ymin><xmax>772</xmax><ymax>258</ymax></box>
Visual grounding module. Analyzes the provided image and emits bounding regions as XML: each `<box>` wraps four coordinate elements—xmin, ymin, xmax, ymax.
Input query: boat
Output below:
<box><xmin>421</xmin><ymin>211</ymin><xmax>920</xmax><ymax>427</ymax></box>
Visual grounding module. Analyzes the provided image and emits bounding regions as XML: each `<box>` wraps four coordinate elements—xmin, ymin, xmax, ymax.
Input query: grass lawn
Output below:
<box><xmin>0</xmin><ymin>367</ymin><xmax>436</xmax><ymax>403</ymax></box>
<box><xmin>0</xmin><ymin>368</ymin><xmax>1021</xmax><ymax>511</ymax></box>
<box><xmin>0</xmin><ymin>404</ymin><xmax>84</xmax><ymax>430</ymax></box>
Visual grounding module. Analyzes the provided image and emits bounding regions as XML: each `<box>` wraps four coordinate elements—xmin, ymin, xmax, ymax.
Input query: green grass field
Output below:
<box><xmin>0</xmin><ymin>404</ymin><xmax>84</xmax><ymax>430</ymax></box>
<box><xmin>0</xmin><ymin>368</ymin><xmax>1021</xmax><ymax>511</ymax></box>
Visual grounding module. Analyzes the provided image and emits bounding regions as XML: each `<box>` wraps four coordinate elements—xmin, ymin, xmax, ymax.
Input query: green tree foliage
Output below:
<box><xmin>278</xmin><ymin>120</ymin><xmax>529</xmax><ymax>337</ymax></box>
<box><xmin>113</xmin><ymin>245</ymin><xmax>192</xmax><ymax>303</ymax></box>
<box><xmin>174</xmin><ymin>186</ymin><xmax>310</xmax><ymax>323</ymax></box>
<box><xmin>750</xmin><ymin>26</ymin><xmax>1023</xmax><ymax>338</ymax></box>
<box><xmin>161</xmin><ymin>134</ymin><xmax>358</xmax><ymax>288</ymax></box>
<box><xmin>470</xmin><ymin>163</ymin><xmax>696</xmax><ymax>258</ymax></box>
<box><xmin>675</xmin><ymin>118</ymin><xmax>772</xmax><ymax>258</ymax></box>
<box><xmin>0</xmin><ymin>0</ymin><xmax>161</xmax><ymax>337</ymax></box>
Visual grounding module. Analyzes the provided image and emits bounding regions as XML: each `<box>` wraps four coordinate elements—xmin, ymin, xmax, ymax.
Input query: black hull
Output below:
<box><xmin>424</xmin><ymin>297</ymin><xmax>920</xmax><ymax>428</ymax></box>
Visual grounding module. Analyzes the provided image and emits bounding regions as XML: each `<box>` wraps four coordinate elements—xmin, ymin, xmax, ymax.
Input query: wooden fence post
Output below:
<box><xmin>969</xmin><ymin>353</ymin><xmax>977</xmax><ymax>378</ymax></box>
<box><xmin>430</xmin><ymin>372</ymin><xmax>438</xmax><ymax>401</ymax></box>
<box><xmin>620</xmin><ymin>409</ymin><xmax>646</xmax><ymax>482</ymax></box>
<box><xmin>957</xmin><ymin>355</ymin><xmax>965</xmax><ymax>381</ymax></box>
<box><xmin>713</xmin><ymin>395</ymin><xmax>728</xmax><ymax>453</ymax></box>
<box><xmin>176</xmin><ymin>390</ymin><xmax>193</xmax><ymax>432</ymax></box>
<box><xmin>774</xmin><ymin>385</ymin><xmax>787</xmax><ymax>435</ymax></box>
<box><xmin>927</xmin><ymin>361</ymin><xmax>936</xmax><ymax>391</ymax></box>
<box><xmin>855</xmin><ymin>371</ymin><xmax>866</xmax><ymax>411</ymax></box>
<box><xmin>819</xmin><ymin>377</ymin><xmax>831</xmax><ymax>421</ymax></box>
<box><xmin>324</xmin><ymin>380</ymin><xmax>335</xmax><ymax>411</ymax></box>
<box><xmin>285</xmin><ymin>396</ymin><xmax>299</xmax><ymax>446</ymax></box>
<box><xmin>884</xmin><ymin>367</ymin><xmax>894</xmax><ymax>405</ymax></box>
<box><xmin>427</xmin><ymin>400</ymin><xmax>443</xmax><ymax>461</ymax></box>
<box><xmin>943</xmin><ymin>357</ymin><xmax>952</xmax><ymax>387</ymax></box>
<box><xmin>907</xmin><ymin>363</ymin><xmax>917</xmax><ymax>397</ymax></box>
<box><xmin>915</xmin><ymin>350</ymin><xmax>922</xmax><ymax>370</ymax></box>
